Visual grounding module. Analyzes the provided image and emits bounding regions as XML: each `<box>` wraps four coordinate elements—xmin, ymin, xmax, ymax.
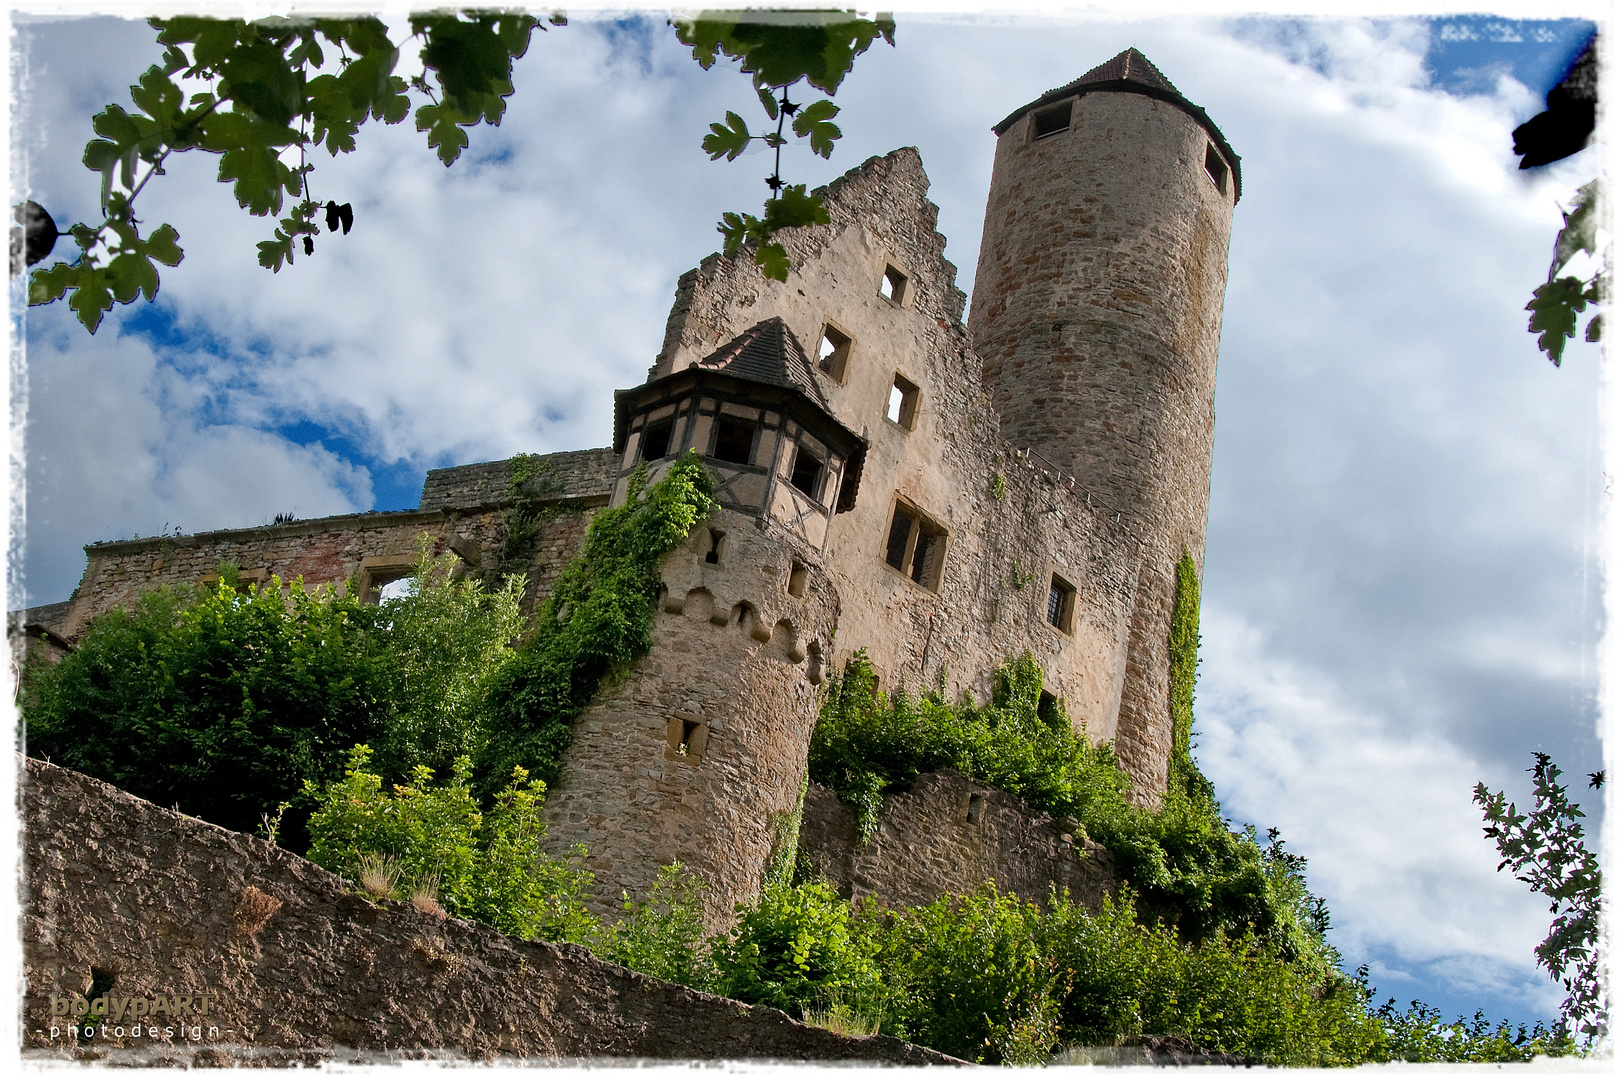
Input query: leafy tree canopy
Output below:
<box><xmin>25</xmin><ymin>9</ymin><xmax>895</xmax><ymax>333</ymax></box>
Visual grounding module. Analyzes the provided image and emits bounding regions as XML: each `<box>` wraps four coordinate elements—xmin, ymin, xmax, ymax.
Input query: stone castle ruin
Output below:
<box><xmin>19</xmin><ymin>50</ymin><xmax>1238</xmax><ymax>930</ymax></box>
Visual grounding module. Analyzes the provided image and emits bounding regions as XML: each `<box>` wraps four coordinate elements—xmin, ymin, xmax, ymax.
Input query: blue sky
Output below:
<box><xmin>9</xmin><ymin>6</ymin><xmax>1609</xmax><ymax>1035</ymax></box>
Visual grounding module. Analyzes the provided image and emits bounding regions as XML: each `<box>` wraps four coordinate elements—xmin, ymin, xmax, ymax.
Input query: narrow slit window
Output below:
<box><xmin>788</xmin><ymin>561</ymin><xmax>808</xmax><ymax>598</ymax></box>
<box><xmin>789</xmin><ymin>444</ymin><xmax>824</xmax><ymax>501</ymax></box>
<box><xmin>879</xmin><ymin>264</ymin><xmax>908</xmax><ymax>304</ymax></box>
<box><xmin>885</xmin><ymin>373</ymin><xmax>919</xmax><ymax>430</ymax></box>
<box><xmin>641</xmin><ymin>418</ymin><xmax>675</xmax><ymax>462</ymax></box>
<box><xmin>1046</xmin><ymin>574</ymin><xmax>1076</xmax><ymax>633</ymax></box>
<box><xmin>1204</xmin><ymin>143</ymin><xmax>1229</xmax><ymax>195</ymax></box>
<box><xmin>817</xmin><ymin>324</ymin><xmax>852</xmax><ymax>381</ymax></box>
<box><xmin>705</xmin><ymin>529</ymin><xmax>725</xmax><ymax>565</ymax></box>
<box><xmin>712</xmin><ymin>418</ymin><xmax>755</xmax><ymax>464</ymax></box>
<box><xmin>1033</xmin><ymin>101</ymin><xmax>1072</xmax><ymax>139</ymax></box>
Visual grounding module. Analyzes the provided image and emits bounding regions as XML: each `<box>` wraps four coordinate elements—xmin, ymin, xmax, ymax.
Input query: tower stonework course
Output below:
<box><xmin>19</xmin><ymin>51</ymin><xmax>1237</xmax><ymax>925</ymax></box>
<box><xmin>969</xmin><ymin>50</ymin><xmax>1239</xmax><ymax>797</ymax></box>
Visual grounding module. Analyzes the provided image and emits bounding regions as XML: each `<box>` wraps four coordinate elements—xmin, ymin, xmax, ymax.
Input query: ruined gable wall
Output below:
<box><xmin>651</xmin><ymin>149</ymin><xmax>1141</xmax><ymax>750</ymax></box>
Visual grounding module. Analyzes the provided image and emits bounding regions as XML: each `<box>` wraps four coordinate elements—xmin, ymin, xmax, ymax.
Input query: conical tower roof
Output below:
<box><xmin>992</xmin><ymin>48</ymin><xmax>1241</xmax><ymax>200</ymax></box>
<box><xmin>693</xmin><ymin>317</ymin><xmax>832</xmax><ymax>412</ymax></box>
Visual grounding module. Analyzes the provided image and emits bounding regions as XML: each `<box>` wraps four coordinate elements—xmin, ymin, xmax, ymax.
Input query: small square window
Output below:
<box><xmin>1204</xmin><ymin>143</ymin><xmax>1229</xmax><ymax>195</ymax></box>
<box><xmin>885</xmin><ymin>373</ymin><xmax>919</xmax><ymax>430</ymax></box>
<box><xmin>879</xmin><ymin>264</ymin><xmax>908</xmax><ymax>304</ymax></box>
<box><xmin>883</xmin><ymin>499</ymin><xmax>947</xmax><ymax>591</ymax></box>
<box><xmin>1033</xmin><ymin>101</ymin><xmax>1072</xmax><ymax>139</ymax></box>
<box><xmin>1046</xmin><ymin>574</ymin><xmax>1076</xmax><ymax>634</ymax></box>
<box><xmin>788</xmin><ymin>443</ymin><xmax>825</xmax><ymax>501</ymax></box>
<box><xmin>641</xmin><ymin>418</ymin><xmax>675</xmax><ymax>462</ymax></box>
<box><xmin>817</xmin><ymin>324</ymin><xmax>852</xmax><ymax>381</ymax></box>
<box><xmin>712</xmin><ymin>418</ymin><xmax>755</xmax><ymax>464</ymax></box>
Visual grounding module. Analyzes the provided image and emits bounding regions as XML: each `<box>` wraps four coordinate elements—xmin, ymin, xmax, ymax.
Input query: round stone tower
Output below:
<box><xmin>968</xmin><ymin>49</ymin><xmax>1239</xmax><ymax>799</ymax></box>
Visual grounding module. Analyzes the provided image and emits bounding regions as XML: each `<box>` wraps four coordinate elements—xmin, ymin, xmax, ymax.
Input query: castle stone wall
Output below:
<box><xmin>541</xmin><ymin>509</ymin><xmax>840</xmax><ymax>930</ymax></box>
<box><xmin>969</xmin><ymin>89</ymin><xmax>1234</xmax><ymax>799</ymax></box>
<box><xmin>419</xmin><ymin>447</ymin><xmax>617</xmax><ymax>512</ymax></box>
<box><xmin>20</xmin><ymin>757</ymin><xmax>956</xmax><ymax>1064</ymax></box>
<box><xmin>651</xmin><ymin>148</ymin><xmax>1142</xmax><ymax>749</ymax></box>
<box><xmin>797</xmin><ymin>771</ymin><xmax>1118</xmax><ymax>913</ymax></box>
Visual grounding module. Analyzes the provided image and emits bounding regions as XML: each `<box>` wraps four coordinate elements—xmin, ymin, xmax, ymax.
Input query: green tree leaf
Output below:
<box><xmin>755</xmin><ymin>240</ymin><xmax>790</xmax><ymax>281</ymax></box>
<box><xmin>672</xmin><ymin>11</ymin><xmax>895</xmax><ymax>95</ymax></box>
<box><xmin>792</xmin><ymin>98</ymin><xmax>841</xmax><ymax>158</ymax></box>
<box><xmin>762</xmin><ymin>184</ymin><xmax>829</xmax><ymax>231</ymax></box>
<box><xmin>1526</xmin><ymin>276</ymin><xmax>1588</xmax><ymax>367</ymax></box>
<box><xmin>703</xmin><ymin>110</ymin><xmax>753</xmax><ymax>161</ymax></box>
<box><xmin>416</xmin><ymin>102</ymin><xmax>473</xmax><ymax>167</ymax></box>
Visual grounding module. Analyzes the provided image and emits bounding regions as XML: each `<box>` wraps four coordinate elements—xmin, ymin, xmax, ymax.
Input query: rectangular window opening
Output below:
<box><xmin>1204</xmin><ymin>143</ymin><xmax>1229</xmax><ymax>195</ymax></box>
<box><xmin>1047</xmin><ymin>574</ymin><xmax>1076</xmax><ymax>633</ymax></box>
<box><xmin>818</xmin><ymin>324</ymin><xmax>852</xmax><ymax>381</ymax></box>
<box><xmin>789</xmin><ymin>444</ymin><xmax>825</xmax><ymax>501</ymax></box>
<box><xmin>882</xmin><ymin>499</ymin><xmax>947</xmax><ymax>590</ymax></box>
<box><xmin>1033</xmin><ymin>101</ymin><xmax>1072</xmax><ymax>139</ymax></box>
<box><xmin>885</xmin><ymin>373</ymin><xmax>919</xmax><ymax>430</ymax></box>
<box><xmin>879</xmin><ymin>264</ymin><xmax>908</xmax><ymax>304</ymax></box>
<box><xmin>788</xmin><ymin>560</ymin><xmax>808</xmax><ymax>598</ymax></box>
<box><xmin>705</xmin><ymin>529</ymin><xmax>725</xmax><ymax>565</ymax></box>
<box><xmin>641</xmin><ymin>418</ymin><xmax>675</xmax><ymax>462</ymax></box>
<box><xmin>712</xmin><ymin>417</ymin><xmax>756</xmax><ymax>464</ymax></box>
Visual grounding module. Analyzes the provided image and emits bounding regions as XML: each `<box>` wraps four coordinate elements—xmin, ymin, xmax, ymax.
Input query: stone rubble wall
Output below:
<box><xmin>419</xmin><ymin>447</ymin><xmax>618</xmax><ymax>513</ymax></box>
<box><xmin>20</xmin><ymin>757</ymin><xmax>959</xmax><ymax>1065</ymax></box>
<box><xmin>797</xmin><ymin>770</ymin><xmax>1118</xmax><ymax>913</ymax></box>
<box><xmin>542</xmin><ymin>509</ymin><xmax>840</xmax><ymax>931</ymax></box>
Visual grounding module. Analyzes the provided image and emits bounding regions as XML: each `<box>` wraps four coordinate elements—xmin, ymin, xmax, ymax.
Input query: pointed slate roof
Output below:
<box><xmin>694</xmin><ymin>317</ymin><xmax>832</xmax><ymax>413</ymax></box>
<box><xmin>992</xmin><ymin>48</ymin><xmax>1241</xmax><ymax>201</ymax></box>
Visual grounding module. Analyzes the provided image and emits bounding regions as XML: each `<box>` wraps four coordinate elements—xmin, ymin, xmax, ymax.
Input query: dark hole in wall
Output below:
<box><xmin>642</xmin><ymin>419</ymin><xmax>675</xmax><ymax>461</ymax></box>
<box><xmin>713</xmin><ymin>419</ymin><xmax>755</xmax><ymax>464</ymax></box>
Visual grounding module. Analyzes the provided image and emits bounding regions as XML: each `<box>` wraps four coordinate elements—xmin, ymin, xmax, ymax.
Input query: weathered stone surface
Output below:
<box><xmin>969</xmin><ymin>80</ymin><xmax>1234</xmax><ymax>802</ymax></box>
<box><xmin>798</xmin><ymin>771</ymin><xmax>1117</xmax><ymax>912</ymax></box>
<box><xmin>419</xmin><ymin>447</ymin><xmax>617</xmax><ymax>513</ymax></box>
<box><xmin>20</xmin><ymin>758</ymin><xmax>961</xmax><ymax>1065</ymax></box>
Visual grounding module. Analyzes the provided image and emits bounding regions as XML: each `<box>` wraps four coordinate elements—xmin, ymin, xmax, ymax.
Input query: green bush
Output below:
<box><xmin>304</xmin><ymin>745</ymin><xmax>596</xmax><ymax>943</ymax></box>
<box><xmin>876</xmin><ymin>885</ymin><xmax>1061</xmax><ymax>1064</ymax></box>
<box><xmin>23</xmin><ymin>575</ymin><xmax>395</xmax><ymax>849</ymax></box>
<box><xmin>711</xmin><ymin>879</ymin><xmax>885</xmax><ymax>1020</ymax></box>
<box><xmin>477</xmin><ymin>450</ymin><xmax>716</xmax><ymax>795</ymax></box>
<box><xmin>368</xmin><ymin>540</ymin><xmax>527</xmax><ymax>782</ymax></box>
<box><xmin>807</xmin><ymin>649</ymin><xmax>1325</xmax><ymax>960</ymax></box>
<box><xmin>593</xmin><ymin>862</ymin><xmax>715</xmax><ymax>990</ymax></box>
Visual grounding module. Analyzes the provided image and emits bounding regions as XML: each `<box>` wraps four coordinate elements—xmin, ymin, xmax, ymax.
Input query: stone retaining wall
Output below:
<box><xmin>20</xmin><ymin>758</ymin><xmax>958</xmax><ymax>1065</ymax></box>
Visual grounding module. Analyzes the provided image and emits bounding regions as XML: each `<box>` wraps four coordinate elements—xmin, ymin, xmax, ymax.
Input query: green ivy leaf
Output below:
<box><xmin>703</xmin><ymin>111</ymin><xmax>753</xmax><ymax>161</ymax></box>
<box><xmin>27</xmin><ymin>261</ymin><xmax>78</xmax><ymax>306</ymax></box>
<box><xmin>142</xmin><ymin>223</ymin><xmax>184</xmax><ymax>266</ymax></box>
<box><xmin>792</xmin><ymin>98</ymin><xmax>840</xmax><ymax>158</ymax></box>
